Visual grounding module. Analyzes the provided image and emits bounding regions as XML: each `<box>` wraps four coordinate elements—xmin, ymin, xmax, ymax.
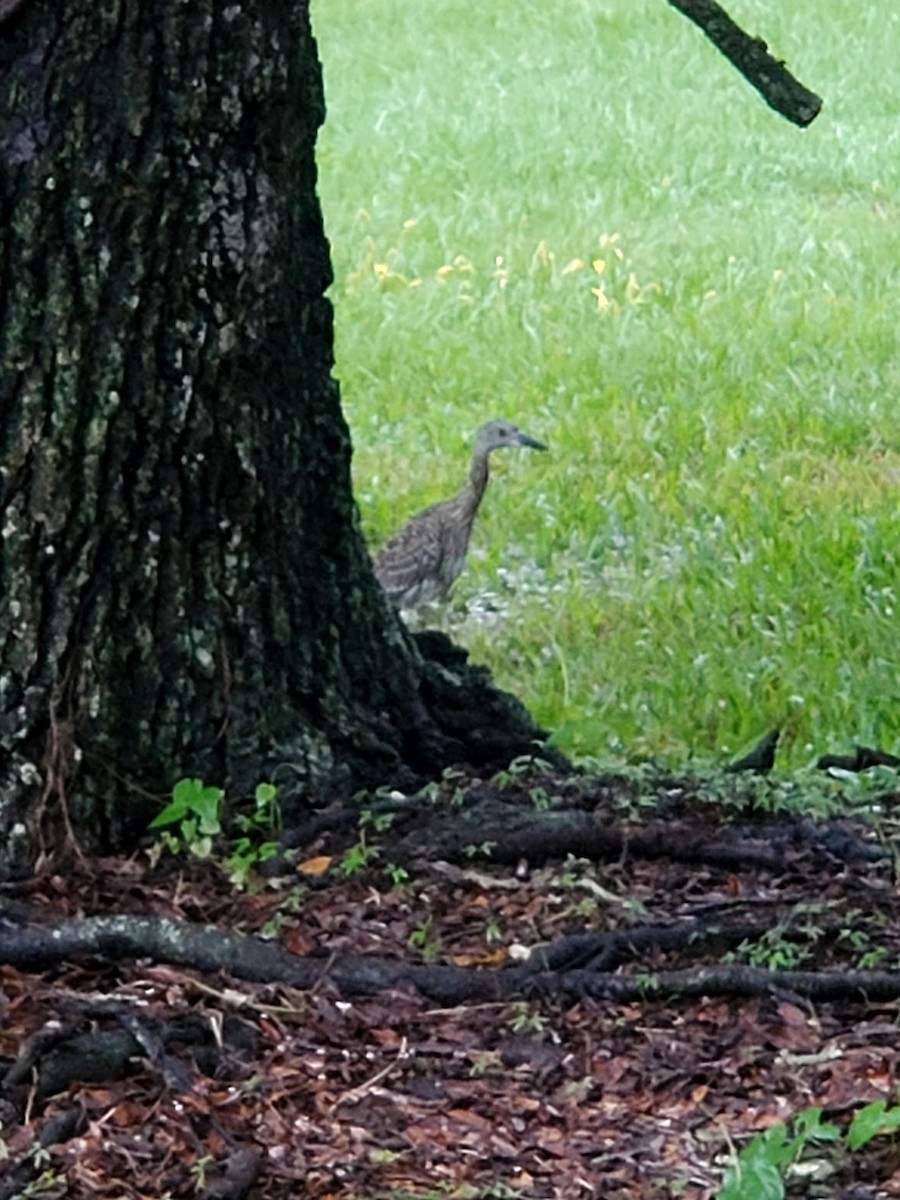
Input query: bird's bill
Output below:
<box><xmin>516</xmin><ymin>431</ymin><xmax>548</xmax><ymax>451</ymax></box>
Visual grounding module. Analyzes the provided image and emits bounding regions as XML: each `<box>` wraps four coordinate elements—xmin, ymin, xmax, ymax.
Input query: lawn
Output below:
<box><xmin>312</xmin><ymin>0</ymin><xmax>899</xmax><ymax>770</ymax></box>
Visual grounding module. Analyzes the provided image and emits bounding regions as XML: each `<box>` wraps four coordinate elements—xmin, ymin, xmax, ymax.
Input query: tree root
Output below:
<box><xmin>3</xmin><ymin>909</ymin><xmax>900</xmax><ymax>1010</ymax></box>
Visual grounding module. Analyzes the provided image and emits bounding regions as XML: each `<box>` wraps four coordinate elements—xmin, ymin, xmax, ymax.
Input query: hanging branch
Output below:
<box><xmin>667</xmin><ymin>0</ymin><xmax>823</xmax><ymax>126</ymax></box>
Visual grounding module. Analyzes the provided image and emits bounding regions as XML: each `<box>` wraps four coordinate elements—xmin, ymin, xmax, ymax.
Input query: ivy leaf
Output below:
<box><xmin>848</xmin><ymin>1101</ymin><xmax>900</xmax><ymax>1150</ymax></box>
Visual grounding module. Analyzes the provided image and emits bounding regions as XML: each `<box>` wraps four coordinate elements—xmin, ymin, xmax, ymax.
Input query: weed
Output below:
<box><xmin>484</xmin><ymin>916</ymin><xmax>503</xmax><ymax>944</ymax></box>
<box><xmin>718</xmin><ymin>1100</ymin><xmax>900</xmax><ymax>1199</ymax></box>
<box><xmin>408</xmin><ymin>916</ymin><xmax>441</xmax><ymax>963</ymax></box>
<box><xmin>633</xmin><ymin>972</ymin><xmax>661</xmax><ymax>996</ymax></box>
<box><xmin>360</xmin><ymin>809</ymin><xmax>396</xmax><ymax>835</ymax></box>
<box><xmin>416</xmin><ymin>768</ymin><xmax>468</xmax><ymax>808</ymax></box>
<box><xmin>338</xmin><ymin>836</ymin><xmax>379</xmax><ymax>877</ymax></box>
<box><xmin>224</xmin><ymin>782</ymin><xmax>281</xmax><ymax>888</ymax></box>
<box><xmin>726</xmin><ymin>927</ymin><xmax>811</xmax><ymax>972</ymax></box>
<box><xmin>506</xmin><ymin>1001</ymin><xmax>547</xmax><ymax>1035</ymax></box>
<box><xmin>148</xmin><ymin>779</ymin><xmax>281</xmax><ymax>889</ymax></box>
<box><xmin>718</xmin><ymin>1107</ymin><xmax>839</xmax><ymax>1200</ymax></box>
<box><xmin>528</xmin><ymin>786</ymin><xmax>554</xmax><ymax>812</ymax></box>
<box><xmin>11</xmin><ymin>1169</ymin><xmax>65</xmax><ymax>1199</ymax></box>
<box><xmin>463</xmin><ymin>841</ymin><xmax>496</xmax><ymax>860</ymax></box>
<box><xmin>149</xmin><ymin>777</ymin><xmax>222</xmax><ymax>861</ymax></box>
<box><xmin>383</xmin><ymin>861</ymin><xmax>410</xmax><ymax>887</ymax></box>
<box><xmin>189</xmin><ymin>1155</ymin><xmax>215</xmax><ymax>1189</ymax></box>
<box><xmin>847</xmin><ymin>1099</ymin><xmax>900</xmax><ymax>1149</ymax></box>
<box><xmin>492</xmin><ymin>756</ymin><xmax>555</xmax><ymax>790</ymax></box>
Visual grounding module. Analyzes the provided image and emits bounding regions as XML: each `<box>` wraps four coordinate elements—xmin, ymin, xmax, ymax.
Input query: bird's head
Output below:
<box><xmin>476</xmin><ymin>419</ymin><xmax>547</xmax><ymax>454</ymax></box>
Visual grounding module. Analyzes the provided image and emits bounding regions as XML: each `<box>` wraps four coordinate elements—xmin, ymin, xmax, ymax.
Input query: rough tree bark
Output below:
<box><xmin>0</xmin><ymin>1</ymin><xmax>547</xmax><ymax>872</ymax></box>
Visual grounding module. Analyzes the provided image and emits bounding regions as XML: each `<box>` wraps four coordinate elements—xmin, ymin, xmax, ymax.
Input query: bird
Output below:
<box><xmin>816</xmin><ymin>745</ymin><xmax>900</xmax><ymax>774</ymax></box>
<box><xmin>373</xmin><ymin>419</ymin><xmax>547</xmax><ymax>610</ymax></box>
<box><xmin>724</xmin><ymin>728</ymin><xmax>780</xmax><ymax>775</ymax></box>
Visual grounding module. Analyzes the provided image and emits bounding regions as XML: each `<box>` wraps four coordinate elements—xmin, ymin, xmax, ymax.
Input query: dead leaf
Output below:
<box><xmin>298</xmin><ymin>855</ymin><xmax>332</xmax><ymax>876</ymax></box>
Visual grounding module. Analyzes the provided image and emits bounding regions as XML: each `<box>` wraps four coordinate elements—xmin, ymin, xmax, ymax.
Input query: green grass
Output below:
<box><xmin>312</xmin><ymin>0</ymin><xmax>900</xmax><ymax>769</ymax></box>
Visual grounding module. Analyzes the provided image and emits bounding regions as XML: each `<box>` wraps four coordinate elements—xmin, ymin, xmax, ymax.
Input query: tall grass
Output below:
<box><xmin>313</xmin><ymin>0</ymin><xmax>899</xmax><ymax>768</ymax></box>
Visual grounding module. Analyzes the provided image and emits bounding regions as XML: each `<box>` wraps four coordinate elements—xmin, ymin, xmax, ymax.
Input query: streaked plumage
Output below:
<box><xmin>374</xmin><ymin>419</ymin><xmax>547</xmax><ymax>610</ymax></box>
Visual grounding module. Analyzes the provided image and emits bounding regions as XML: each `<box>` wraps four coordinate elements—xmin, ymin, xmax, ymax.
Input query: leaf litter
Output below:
<box><xmin>3</xmin><ymin>767</ymin><xmax>900</xmax><ymax>1197</ymax></box>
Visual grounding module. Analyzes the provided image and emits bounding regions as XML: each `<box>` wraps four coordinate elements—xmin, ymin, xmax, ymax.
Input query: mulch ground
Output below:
<box><xmin>3</xmin><ymin>765</ymin><xmax>900</xmax><ymax>1198</ymax></box>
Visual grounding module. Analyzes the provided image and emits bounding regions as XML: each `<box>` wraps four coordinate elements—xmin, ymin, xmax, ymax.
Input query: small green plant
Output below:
<box><xmin>148</xmin><ymin>777</ymin><xmax>223</xmax><ymax>861</ymax></box>
<box><xmin>360</xmin><ymin>808</ymin><xmax>395</xmax><ymax>835</ymax></box>
<box><xmin>633</xmin><ymin>971</ymin><xmax>660</xmax><ymax>997</ymax></box>
<box><xmin>556</xmin><ymin>854</ymin><xmax>593</xmax><ymax>889</ymax></box>
<box><xmin>337</xmin><ymin>809</ymin><xmax>404</xmax><ymax>879</ymax></box>
<box><xmin>858</xmin><ymin>946</ymin><xmax>890</xmax><ymax>970</ymax></box>
<box><xmin>718</xmin><ymin>1108</ymin><xmax>839</xmax><ymax>1200</ymax></box>
<box><xmin>408</xmin><ymin>915</ymin><xmax>441</xmax><ymax>962</ymax></box>
<box><xmin>484</xmin><ymin>916</ymin><xmax>503</xmax><ymax>944</ymax></box>
<box><xmin>718</xmin><ymin>1101</ymin><xmax>900</xmax><ymax>1200</ymax></box>
<box><xmin>12</xmin><ymin>1168</ymin><xmax>65</xmax><ymax>1199</ymax></box>
<box><xmin>440</xmin><ymin>766</ymin><xmax>469</xmax><ymax>808</ymax></box>
<box><xmin>336</xmin><ymin>809</ymin><xmax>382</xmax><ymax>876</ymax></box>
<box><xmin>506</xmin><ymin>1001</ymin><xmax>547</xmax><ymax>1034</ymax></box>
<box><xmin>338</xmin><ymin>836</ymin><xmax>379</xmax><ymax>876</ymax></box>
<box><xmin>148</xmin><ymin>778</ymin><xmax>280</xmax><ymax>888</ymax></box>
<box><xmin>468</xmin><ymin>1049</ymin><xmax>501</xmax><ymax>1077</ymax></box>
<box><xmin>259</xmin><ymin>887</ymin><xmax>306</xmax><ymax>938</ymax></box>
<box><xmin>463</xmin><ymin>841</ymin><xmax>495</xmax><ymax>860</ymax></box>
<box><xmin>223</xmin><ymin>782</ymin><xmax>281</xmax><ymax>887</ymax></box>
<box><xmin>492</xmin><ymin>755</ymin><xmax>555</xmax><ymax>791</ymax></box>
<box><xmin>189</xmin><ymin>1155</ymin><xmax>215</xmax><ymax>1189</ymax></box>
<box><xmin>415</xmin><ymin>767</ymin><xmax>468</xmax><ymax>808</ymax></box>
<box><xmin>725</xmin><ymin>925</ymin><xmax>811</xmax><ymax>971</ymax></box>
<box><xmin>836</xmin><ymin>920</ymin><xmax>890</xmax><ymax>969</ymax></box>
<box><xmin>383</xmin><ymin>861</ymin><xmax>410</xmax><ymax>887</ymax></box>
<box><xmin>528</xmin><ymin>785</ymin><xmax>554</xmax><ymax>812</ymax></box>
<box><xmin>417</xmin><ymin>780</ymin><xmax>442</xmax><ymax>805</ymax></box>
<box><xmin>847</xmin><ymin>1099</ymin><xmax>900</xmax><ymax>1148</ymax></box>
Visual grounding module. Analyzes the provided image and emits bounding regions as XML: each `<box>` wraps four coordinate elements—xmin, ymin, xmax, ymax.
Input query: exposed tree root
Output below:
<box><xmin>3</xmin><ymin>909</ymin><xmax>900</xmax><ymax>1012</ymax></box>
<box><xmin>384</xmin><ymin>801</ymin><xmax>888</xmax><ymax>874</ymax></box>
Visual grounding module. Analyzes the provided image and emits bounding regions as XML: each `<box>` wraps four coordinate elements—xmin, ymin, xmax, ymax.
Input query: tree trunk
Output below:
<box><xmin>0</xmin><ymin>1</ymin><xmax>549</xmax><ymax>872</ymax></box>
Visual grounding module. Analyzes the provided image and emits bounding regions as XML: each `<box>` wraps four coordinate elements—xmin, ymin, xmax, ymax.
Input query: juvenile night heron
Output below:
<box><xmin>373</xmin><ymin>419</ymin><xmax>547</xmax><ymax>610</ymax></box>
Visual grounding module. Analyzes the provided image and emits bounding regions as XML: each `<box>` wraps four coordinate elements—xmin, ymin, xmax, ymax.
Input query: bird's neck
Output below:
<box><xmin>456</xmin><ymin>445</ymin><xmax>491</xmax><ymax>521</ymax></box>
